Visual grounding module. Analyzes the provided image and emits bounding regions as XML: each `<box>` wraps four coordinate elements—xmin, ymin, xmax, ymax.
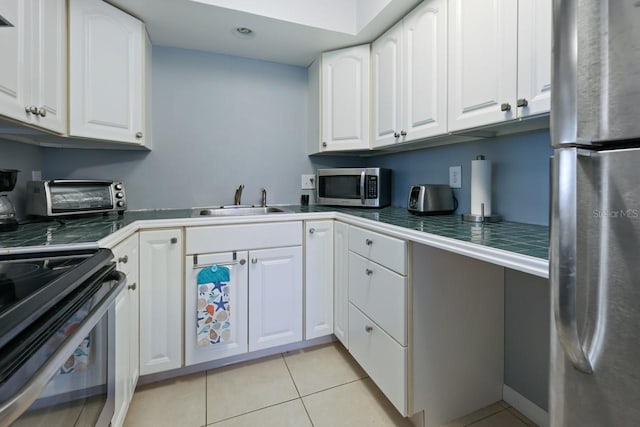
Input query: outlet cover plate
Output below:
<box><xmin>449</xmin><ymin>166</ymin><xmax>462</xmax><ymax>189</ymax></box>
<box><xmin>301</xmin><ymin>174</ymin><xmax>315</xmax><ymax>190</ymax></box>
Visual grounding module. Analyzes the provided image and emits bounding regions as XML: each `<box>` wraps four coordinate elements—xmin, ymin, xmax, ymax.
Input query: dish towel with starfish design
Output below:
<box><xmin>197</xmin><ymin>265</ymin><xmax>231</xmax><ymax>347</ymax></box>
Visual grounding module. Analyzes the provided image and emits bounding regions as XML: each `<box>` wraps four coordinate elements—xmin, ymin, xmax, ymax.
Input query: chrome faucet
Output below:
<box><xmin>234</xmin><ymin>185</ymin><xmax>244</xmax><ymax>205</ymax></box>
<box><xmin>260</xmin><ymin>188</ymin><xmax>267</xmax><ymax>207</ymax></box>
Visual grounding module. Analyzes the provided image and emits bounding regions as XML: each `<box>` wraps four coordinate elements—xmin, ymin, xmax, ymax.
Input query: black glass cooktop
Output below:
<box><xmin>0</xmin><ymin>249</ymin><xmax>114</xmax><ymax>348</ymax></box>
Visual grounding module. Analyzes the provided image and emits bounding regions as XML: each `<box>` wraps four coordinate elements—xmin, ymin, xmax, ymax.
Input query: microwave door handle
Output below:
<box><xmin>360</xmin><ymin>171</ymin><xmax>365</xmax><ymax>205</ymax></box>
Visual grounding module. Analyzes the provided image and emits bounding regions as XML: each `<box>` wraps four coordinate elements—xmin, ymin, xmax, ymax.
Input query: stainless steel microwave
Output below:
<box><xmin>316</xmin><ymin>168</ymin><xmax>391</xmax><ymax>208</ymax></box>
<box><xmin>26</xmin><ymin>180</ymin><xmax>127</xmax><ymax>217</ymax></box>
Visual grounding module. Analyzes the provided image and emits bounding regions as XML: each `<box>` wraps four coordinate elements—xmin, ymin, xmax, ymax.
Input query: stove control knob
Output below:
<box><xmin>114</xmin><ymin>183</ymin><xmax>123</xmax><ymax>190</ymax></box>
<box><xmin>116</xmin><ymin>201</ymin><xmax>125</xmax><ymax>207</ymax></box>
<box><xmin>115</xmin><ymin>192</ymin><xmax>124</xmax><ymax>199</ymax></box>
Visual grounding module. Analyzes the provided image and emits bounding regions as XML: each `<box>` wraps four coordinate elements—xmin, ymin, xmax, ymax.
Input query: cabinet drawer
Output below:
<box><xmin>349</xmin><ymin>303</ymin><xmax>407</xmax><ymax>416</ymax></box>
<box><xmin>186</xmin><ymin>222</ymin><xmax>302</xmax><ymax>254</ymax></box>
<box><xmin>348</xmin><ymin>252</ymin><xmax>407</xmax><ymax>345</ymax></box>
<box><xmin>112</xmin><ymin>233</ymin><xmax>138</xmax><ymax>277</ymax></box>
<box><xmin>348</xmin><ymin>226</ymin><xmax>406</xmax><ymax>274</ymax></box>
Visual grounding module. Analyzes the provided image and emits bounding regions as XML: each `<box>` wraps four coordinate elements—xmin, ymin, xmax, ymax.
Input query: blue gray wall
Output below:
<box><xmin>0</xmin><ymin>139</ymin><xmax>43</xmax><ymax>219</ymax></box>
<box><xmin>43</xmin><ymin>46</ymin><xmax>358</xmax><ymax>210</ymax></box>
<box><xmin>367</xmin><ymin>129</ymin><xmax>553</xmax><ymax>225</ymax></box>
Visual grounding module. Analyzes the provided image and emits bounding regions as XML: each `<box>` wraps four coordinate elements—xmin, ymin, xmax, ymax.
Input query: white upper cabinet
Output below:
<box><xmin>402</xmin><ymin>0</ymin><xmax>447</xmax><ymax>142</ymax></box>
<box><xmin>448</xmin><ymin>0</ymin><xmax>518</xmax><ymax>131</ymax></box>
<box><xmin>517</xmin><ymin>0</ymin><xmax>552</xmax><ymax>117</ymax></box>
<box><xmin>372</xmin><ymin>22</ymin><xmax>403</xmax><ymax>148</ymax></box>
<box><xmin>321</xmin><ymin>44</ymin><xmax>371</xmax><ymax>151</ymax></box>
<box><xmin>372</xmin><ymin>0</ymin><xmax>447</xmax><ymax>148</ymax></box>
<box><xmin>0</xmin><ymin>0</ymin><xmax>66</xmax><ymax>134</ymax></box>
<box><xmin>69</xmin><ymin>0</ymin><xmax>145</xmax><ymax>145</ymax></box>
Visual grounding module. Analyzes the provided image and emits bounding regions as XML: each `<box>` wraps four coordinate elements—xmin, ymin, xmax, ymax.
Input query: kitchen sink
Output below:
<box><xmin>193</xmin><ymin>206</ymin><xmax>288</xmax><ymax>217</ymax></box>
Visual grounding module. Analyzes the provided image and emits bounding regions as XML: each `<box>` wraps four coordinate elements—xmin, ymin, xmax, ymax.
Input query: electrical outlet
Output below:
<box><xmin>449</xmin><ymin>166</ymin><xmax>462</xmax><ymax>188</ymax></box>
<box><xmin>301</xmin><ymin>174</ymin><xmax>315</xmax><ymax>190</ymax></box>
<box><xmin>31</xmin><ymin>170</ymin><xmax>42</xmax><ymax>181</ymax></box>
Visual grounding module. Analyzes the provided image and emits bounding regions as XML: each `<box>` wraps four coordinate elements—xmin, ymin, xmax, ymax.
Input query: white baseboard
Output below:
<box><xmin>503</xmin><ymin>384</ymin><xmax>549</xmax><ymax>427</ymax></box>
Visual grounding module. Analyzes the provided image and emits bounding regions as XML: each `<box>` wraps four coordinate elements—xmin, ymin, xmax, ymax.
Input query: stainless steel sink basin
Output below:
<box><xmin>194</xmin><ymin>206</ymin><xmax>288</xmax><ymax>217</ymax></box>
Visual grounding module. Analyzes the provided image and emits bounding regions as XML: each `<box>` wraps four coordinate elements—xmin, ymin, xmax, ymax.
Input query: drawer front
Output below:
<box><xmin>349</xmin><ymin>252</ymin><xmax>407</xmax><ymax>345</ymax></box>
<box><xmin>349</xmin><ymin>303</ymin><xmax>407</xmax><ymax>416</ymax></box>
<box><xmin>112</xmin><ymin>233</ymin><xmax>138</xmax><ymax>277</ymax></box>
<box><xmin>348</xmin><ymin>226</ymin><xmax>407</xmax><ymax>275</ymax></box>
<box><xmin>186</xmin><ymin>222</ymin><xmax>302</xmax><ymax>254</ymax></box>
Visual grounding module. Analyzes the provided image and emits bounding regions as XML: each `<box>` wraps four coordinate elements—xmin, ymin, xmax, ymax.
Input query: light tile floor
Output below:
<box><xmin>123</xmin><ymin>342</ymin><xmax>537</xmax><ymax>427</ymax></box>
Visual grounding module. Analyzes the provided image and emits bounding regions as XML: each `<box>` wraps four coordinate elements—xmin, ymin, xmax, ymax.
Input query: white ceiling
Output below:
<box><xmin>108</xmin><ymin>0</ymin><xmax>422</xmax><ymax>67</ymax></box>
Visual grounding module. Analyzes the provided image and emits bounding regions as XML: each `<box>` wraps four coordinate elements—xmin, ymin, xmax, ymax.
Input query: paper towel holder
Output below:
<box><xmin>462</xmin><ymin>203</ymin><xmax>502</xmax><ymax>223</ymax></box>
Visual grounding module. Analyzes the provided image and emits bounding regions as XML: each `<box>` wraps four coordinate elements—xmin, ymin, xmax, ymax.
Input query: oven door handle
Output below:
<box><xmin>0</xmin><ymin>271</ymin><xmax>126</xmax><ymax>427</ymax></box>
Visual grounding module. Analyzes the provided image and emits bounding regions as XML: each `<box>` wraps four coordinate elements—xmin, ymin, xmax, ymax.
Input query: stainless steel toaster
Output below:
<box><xmin>407</xmin><ymin>184</ymin><xmax>456</xmax><ymax>214</ymax></box>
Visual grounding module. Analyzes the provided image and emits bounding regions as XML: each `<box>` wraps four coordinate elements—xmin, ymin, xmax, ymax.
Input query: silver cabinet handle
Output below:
<box><xmin>322</xmin><ymin>142</ymin><xmax>327</xmax><ymax>148</ymax></box>
<box><xmin>365</xmin><ymin>269</ymin><xmax>373</xmax><ymax>276</ymax></box>
<box><xmin>309</xmin><ymin>228</ymin><xmax>315</xmax><ymax>234</ymax></box>
<box><xmin>128</xmin><ymin>282</ymin><xmax>137</xmax><ymax>291</ymax></box>
<box><xmin>500</xmin><ymin>103</ymin><xmax>511</xmax><ymax>112</ymax></box>
<box><xmin>365</xmin><ymin>325</ymin><xmax>373</xmax><ymax>333</ymax></box>
<box><xmin>26</xmin><ymin>105</ymin><xmax>38</xmax><ymax>115</ymax></box>
<box><xmin>118</xmin><ymin>255</ymin><xmax>128</xmax><ymax>264</ymax></box>
<box><xmin>393</xmin><ymin>132</ymin><xmax>400</xmax><ymax>138</ymax></box>
<box><xmin>517</xmin><ymin>98</ymin><xmax>529</xmax><ymax>108</ymax></box>
<box><xmin>365</xmin><ymin>239</ymin><xmax>373</xmax><ymax>246</ymax></box>
<box><xmin>239</xmin><ymin>259</ymin><xmax>246</xmax><ymax>265</ymax></box>
<box><xmin>136</xmin><ymin>131</ymin><xmax>143</xmax><ymax>139</ymax></box>
<box><xmin>551</xmin><ymin>148</ymin><xmax>593</xmax><ymax>374</ymax></box>
<box><xmin>400</xmin><ymin>130</ymin><xmax>407</xmax><ymax>136</ymax></box>
<box><xmin>170</xmin><ymin>237</ymin><xmax>178</xmax><ymax>244</ymax></box>
<box><xmin>251</xmin><ymin>258</ymin><xmax>258</xmax><ymax>264</ymax></box>
<box><xmin>37</xmin><ymin>107</ymin><xmax>46</xmax><ymax>117</ymax></box>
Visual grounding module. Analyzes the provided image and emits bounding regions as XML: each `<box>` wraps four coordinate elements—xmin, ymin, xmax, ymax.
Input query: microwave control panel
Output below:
<box><xmin>366</xmin><ymin>175</ymin><xmax>378</xmax><ymax>199</ymax></box>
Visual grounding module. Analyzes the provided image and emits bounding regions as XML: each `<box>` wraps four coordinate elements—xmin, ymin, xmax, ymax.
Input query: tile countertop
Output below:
<box><xmin>0</xmin><ymin>206</ymin><xmax>549</xmax><ymax>277</ymax></box>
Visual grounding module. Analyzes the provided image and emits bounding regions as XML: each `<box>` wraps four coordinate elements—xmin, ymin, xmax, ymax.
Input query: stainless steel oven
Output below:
<box><xmin>0</xmin><ymin>249</ymin><xmax>125</xmax><ymax>427</ymax></box>
<box><xmin>316</xmin><ymin>168</ymin><xmax>391</xmax><ymax>208</ymax></box>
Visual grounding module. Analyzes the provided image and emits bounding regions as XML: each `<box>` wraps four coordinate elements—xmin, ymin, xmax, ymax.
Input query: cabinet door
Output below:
<box><xmin>30</xmin><ymin>0</ymin><xmax>66</xmax><ymax>134</ymax></box>
<box><xmin>304</xmin><ymin>221</ymin><xmax>334</xmax><ymax>339</ymax></box>
<box><xmin>321</xmin><ymin>45</ymin><xmax>370</xmax><ymax>151</ymax></box>
<box><xmin>139</xmin><ymin>229</ymin><xmax>183</xmax><ymax>375</ymax></box>
<box><xmin>185</xmin><ymin>251</ymin><xmax>249</xmax><ymax>365</ymax></box>
<box><xmin>372</xmin><ymin>22</ymin><xmax>403</xmax><ymax>148</ymax></box>
<box><xmin>69</xmin><ymin>0</ymin><xmax>144</xmax><ymax>144</ymax></box>
<box><xmin>402</xmin><ymin>0</ymin><xmax>447</xmax><ymax>141</ymax></box>
<box><xmin>448</xmin><ymin>0</ymin><xmax>517</xmax><ymax>131</ymax></box>
<box><xmin>126</xmin><ymin>246</ymin><xmax>140</xmax><ymax>390</ymax></box>
<box><xmin>334</xmin><ymin>221</ymin><xmax>349</xmax><ymax>347</ymax></box>
<box><xmin>0</xmin><ymin>0</ymin><xmax>29</xmax><ymax>124</ymax></box>
<box><xmin>517</xmin><ymin>0</ymin><xmax>551</xmax><ymax>117</ymax></box>
<box><xmin>113</xmin><ymin>289</ymin><xmax>129</xmax><ymax>427</ymax></box>
<box><xmin>249</xmin><ymin>246</ymin><xmax>302</xmax><ymax>351</ymax></box>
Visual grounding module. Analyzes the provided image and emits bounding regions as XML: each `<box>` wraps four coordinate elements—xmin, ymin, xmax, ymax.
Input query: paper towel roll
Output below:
<box><xmin>471</xmin><ymin>158</ymin><xmax>492</xmax><ymax>216</ymax></box>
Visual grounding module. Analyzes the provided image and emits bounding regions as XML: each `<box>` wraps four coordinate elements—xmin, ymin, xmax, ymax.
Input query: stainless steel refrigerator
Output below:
<box><xmin>550</xmin><ymin>1</ymin><xmax>640</xmax><ymax>426</ymax></box>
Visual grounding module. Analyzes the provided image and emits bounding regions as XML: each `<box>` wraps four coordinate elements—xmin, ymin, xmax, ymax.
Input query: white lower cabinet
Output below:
<box><xmin>349</xmin><ymin>303</ymin><xmax>407</xmax><ymax>415</ymax></box>
<box><xmin>139</xmin><ymin>229</ymin><xmax>183</xmax><ymax>375</ymax></box>
<box><xmin>184</xmin><ymin>222</ymin><xmax>303</xmax><ymax>365</ymax></box>
<box><xmin>249</xmin><ymin>246</ymin><xmax>303</xmax><ymax>351</ymax></box>
<box><xmin>111</xmin><ymin>234</ymin><xmax>139</xmax><ymax>427</ymax></box>
<box><xmin>333</xmin><ymin>222</ymin><xmax>349</xmax><ymax>347</ymax></box>
<box><xmin>304</xmin><ymin>220</ymin><xmax>334</xmax><ymax>340</ymax></box>
<box><xmin>185</xmin><ymin>251</ymin><xmax>249</xmax><ymax>366</ymax></box>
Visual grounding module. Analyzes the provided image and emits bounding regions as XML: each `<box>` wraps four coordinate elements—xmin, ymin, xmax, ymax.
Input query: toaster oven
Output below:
<box><xmin>26</xmin><ymin>180</ymin><xmax>127</xmax><ymax>217</ymax></box>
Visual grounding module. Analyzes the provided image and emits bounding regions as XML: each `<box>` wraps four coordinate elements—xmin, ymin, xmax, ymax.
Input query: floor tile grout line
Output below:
<box><xmin>281</xmin><ymin>352</ymin><xmax>303</xmax><ymax>398</ymax></box>
<box><xmin>463</xmin><ymin>407</ymin><xmax>515</xmax><ymax>427</ymax></box>
<box><xmin>298</xmin><ymin>376</ymin><xmax>369</xmax><ymax>399</ymax></box>
<box><xmin>204</xmin><ymin>397</ymin><xmax>302</xmax><ymax>426</ymax></box>
<box><xmin>299</xmin><ymin>396</ymin><xmax>316</xmax><ymax>427</ymax></box>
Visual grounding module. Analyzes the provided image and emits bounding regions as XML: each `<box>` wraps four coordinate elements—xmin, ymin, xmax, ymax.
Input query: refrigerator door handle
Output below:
<box><xmin>551</xmin><ymin>148</ymin><xmax>593</xmax><ymax>374</ymax></box>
